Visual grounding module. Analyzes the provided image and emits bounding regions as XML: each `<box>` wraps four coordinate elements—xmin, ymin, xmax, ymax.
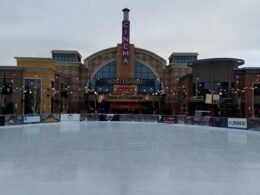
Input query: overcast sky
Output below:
<box><xmin>0</xmin><ymin>0</ymin><xmax>259</xmax><ymax>67</ymax></box>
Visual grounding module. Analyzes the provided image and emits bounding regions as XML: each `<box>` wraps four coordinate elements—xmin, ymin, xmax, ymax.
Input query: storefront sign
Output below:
<box><xmin>228</xmin><ymin>118</ymin><xmax>247</xmax><ymax>129</ymax></box>
<box><xmin>122</xmin><ymin>20</ymin><xmax>130</xmax><ymax>65</ymax></box>
<box><xmin>60</xmin><ymin>114</ymin><xmax>80</xmax><ymax>121</ymax></box>
<box><xmin>23</xmin><ymin>115</ymin><xmax>41</xmax><ymax>123</ymax></box>
<box><xmin>108</xmin><ymin>78</ymin><xmax>143</xmax><ymax>85</ymax></box>
<box><xmin>205</xmin><ymin>93</ymin><xmax>213</xmax><ymax>104</ymax></box>
<box><xmin>113</xmin><ymin>85</ymin><xmax>137</xmax><ymax>94</ymax></box>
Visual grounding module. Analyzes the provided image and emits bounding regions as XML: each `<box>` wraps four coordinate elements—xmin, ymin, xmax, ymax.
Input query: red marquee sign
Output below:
<box><xmin>113</xmin><ymin>85</ymin><xmax>137</xmax><ymax>94</ymax></box>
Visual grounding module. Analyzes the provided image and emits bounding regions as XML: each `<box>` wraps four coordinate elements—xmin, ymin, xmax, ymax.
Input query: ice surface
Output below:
<box><xmin>1</xmin><ymin>122</ymin><xmax>260</xmax><ymax>195</ymax></box>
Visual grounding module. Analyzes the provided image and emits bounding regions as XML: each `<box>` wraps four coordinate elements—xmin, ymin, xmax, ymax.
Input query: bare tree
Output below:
<box><xmin>24</xmin><ymin>79</ymin><xmax>41</xmax><ymax>114</ymax></box>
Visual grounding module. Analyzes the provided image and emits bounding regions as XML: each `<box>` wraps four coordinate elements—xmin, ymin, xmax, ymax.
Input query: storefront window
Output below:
<box><xmin>24</xmin><ymin>79</ymin><xmax>41</xmax><ymax>114</ymax></box>
<box><xmin>254</xmin><ymin>84</ymin><xmax>260</xmax><ymax>96</ymax></box>
<box><xmin>0</xmin><ymin>78</ymin><xmax>13</xmax><ymax>114</ymax></box>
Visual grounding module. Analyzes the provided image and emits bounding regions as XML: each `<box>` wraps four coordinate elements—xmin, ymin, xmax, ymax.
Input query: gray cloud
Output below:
<box><xmin>0</xmin><ymin>0</ymin><xmax>259</xmax><ymax>66</ymax></box>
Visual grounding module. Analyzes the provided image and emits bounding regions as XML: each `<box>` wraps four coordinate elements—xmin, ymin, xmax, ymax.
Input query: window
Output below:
<box><xmin>53</xmin><ymin>54</ymin><xmax>78</xmax><ymax>62</ymax></box>
<box><xmin>60</xmin><ymin>83</ymin><xmax>64</xmax><ymax>91</ymax></box>
<box><xmin>51</xmin><ymin>81</ymin><xmax>55</xmax><ymax>88</ymax></box>
<box><xmin>254</xmin><ymin>84</ymin><xmax>260</xmax><ymax>96</ymax></box>
<box><xmin>90</xmin><ymin>61</ymin><xmax>161</xmax><ymax>94</ymax></box>
<box><xmin>24</xmin><ymin>79</ymin><xmax>41</xmax><ymax>114</ymax></box>
<box><xmin>0</xmin><ymin>78</ymin><xmax>13</xmax><ymax>95</ymax></box>
<box><xmin>134</xmin><ymin>62</ymin><xmax>160</xmax><ymax>94</ymax></box>
<box><xmin>173</xmin><ymin>56</ymin><xmax>196</xmax><ymax>64</ymax></box>
<box><xmin>90</xmin><ymin>61</ymin><xmax>117</xmax><ymax>93</ymax></box>
<box><xmin>198</xmin><ymin>82</ymin><xmax>204</xmax><ymax>95</ymax></box>
<box><xmin>204</xmin><ymin>82</ymin><xmax>211</xmax><ymax>94</ymax></box>
<box><xmin>0</xmin><ymin>77</ymin><xmax>13</xmax><ymax>114</ymax></box>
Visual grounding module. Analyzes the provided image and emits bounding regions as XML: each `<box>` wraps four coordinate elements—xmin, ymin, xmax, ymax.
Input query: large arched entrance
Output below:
<box><xmin>86</xmin><ymin>61</ymin><xmax>163</xmax><ymax>114</ymax></box>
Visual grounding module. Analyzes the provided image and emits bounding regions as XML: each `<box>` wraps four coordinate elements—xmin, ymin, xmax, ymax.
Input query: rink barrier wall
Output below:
<box><xmin>60</xmin><ymin>114</ymin><xmax>80</xmax><ymax>121</ymax></box>
<box><xmin>0</xmin><ymin>115</ymin><xmax>5</xmax><ymax>126</ymax></box>
<box><xmin>1</xmin><ymin>113</ymin><xmax>260</xmax><ymax>131</ymax></box>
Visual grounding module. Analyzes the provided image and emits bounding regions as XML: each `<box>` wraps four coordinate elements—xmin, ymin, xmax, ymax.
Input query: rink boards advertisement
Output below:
<box><xmin>23</xmin><ymin>115</ymin><xmax>41</xmax><ymax>123</ymax></box>
<box><xmin>228</xmin><ymin>118</ymin><xmax>247</xmax><ymax>129</ymax></box>
<box><xmin>60</xmin><ymin>114</ymin><xmax>80</xmax><ymax>121</ymax></box>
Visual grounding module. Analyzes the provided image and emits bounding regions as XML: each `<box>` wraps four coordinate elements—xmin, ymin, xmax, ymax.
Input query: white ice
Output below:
<box><xmin>1</xmin><ymin>121</ymin><xmax>260</xmax><ymax>195</ymax></box>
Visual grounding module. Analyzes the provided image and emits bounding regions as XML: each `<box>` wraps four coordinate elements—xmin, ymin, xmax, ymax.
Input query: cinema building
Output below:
<box><xmin>0</xmin><ymin>8</ymin><xmax>196</xmax><ymax>115</ymax></box>
<box><xmin>0</xmin><ymin>8</ymin><xmax>259</xmax><ymax>117</ymax></box>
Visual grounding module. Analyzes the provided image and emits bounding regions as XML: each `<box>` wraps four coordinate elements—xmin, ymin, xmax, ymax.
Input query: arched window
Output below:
<box><xmin>134</xmin><ymin>62</ymin><xmax>161</xmax><ymax>94</ymax></box>
<box><xmin>89</xmin><ymin>61</ymin><xmax>161</xmax><ymax>94</ymax></box>
<box><xmin>90</xmin><ymin>61</ymin><xmax>116</xmax><ymax>93</ymax></box>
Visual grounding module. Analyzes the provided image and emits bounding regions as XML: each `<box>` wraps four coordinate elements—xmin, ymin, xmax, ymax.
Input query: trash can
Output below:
<box><xmin>0</xmin><ymin>115</ymin><xmax>5</xmax><ymax>126</ymax></box>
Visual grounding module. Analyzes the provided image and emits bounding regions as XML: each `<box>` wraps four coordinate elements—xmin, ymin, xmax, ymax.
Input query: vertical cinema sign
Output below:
<box><xmin>122</xmin><ymin>8</ymin><xmax>130</xmax><ymax>65</ymax></box>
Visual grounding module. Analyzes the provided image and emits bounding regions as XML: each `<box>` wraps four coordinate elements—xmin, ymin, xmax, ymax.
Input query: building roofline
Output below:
<box><xmin>189</xmin><ymin>58</ymin><xmax>245</xmax><ymax>66</ymax></box>
<box><xmin>234</xmin><ymin>67</ymin><xmax>260</xmax><ymax>74</ymax></box>
<box><xmin>84</xmin><ymin>45</ymin><xmax>167</xmax><ymax>66</ymax></box>
<box><xmin>169</xmin><ymin>52</ymin><xmax>198</xmax><ymax>59</ymax></box>
<box><xmin>235</xmin><ymin>67</ymin><xmax>260</xmax><ymax>70</ymax></box>
<box><xmin>84</xmin><ymin>47</ymin><xmax>117</xmax><ymax>65</ymax></box>
<box><xmin>15</xmin><ymin>57</ymin><xmax>57</xmax><ymax>63</ymax></box>
<box><xmin>135</xmin><ymin>47</ymin><xmax>166</xmax><ymax>64</ymax></box>
<box><xmin>51</xmin><ymin>50</ymin><xmax>82</xmax><ymax>58</ymax></box>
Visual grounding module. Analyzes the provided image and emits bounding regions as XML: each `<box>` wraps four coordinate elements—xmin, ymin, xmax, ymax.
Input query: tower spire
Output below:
<box><xmin>122</xmin><ymin>8</ymin><xmax>130</xmax><ymax>21</ymax></box>
<box><xmin>121</xmin><ymin>8</ymin><xmax>130</xmax><ymax>65</ymax></box>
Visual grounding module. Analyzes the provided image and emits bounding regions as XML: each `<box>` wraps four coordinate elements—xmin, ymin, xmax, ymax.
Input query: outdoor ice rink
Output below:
<box><xmin>0</xmin><ymin>121</ymin><xmax>260</xmax><ymax>195</ymax></box>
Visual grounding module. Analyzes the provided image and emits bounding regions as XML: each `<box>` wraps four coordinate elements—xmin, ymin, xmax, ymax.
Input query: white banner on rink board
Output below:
<box><xmin>23</xmin><ymin>115</ymin><xmax>41</xmax><ymax>123</ymax></box>
<box><xmin>60</xmin><ymin>114</ymin><xmax>80</xmax><ymax>121</ymax></box>
<box><xmin>228</xmin><ymin>118</ymin><xmax>247</xmax><ymax>129</ymax></box>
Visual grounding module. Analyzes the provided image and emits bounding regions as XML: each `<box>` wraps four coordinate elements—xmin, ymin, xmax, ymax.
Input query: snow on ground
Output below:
<box><xmin>0</xmin><ymin>121</ymin><xmax>260</xmax><ymax>195</ymax></box>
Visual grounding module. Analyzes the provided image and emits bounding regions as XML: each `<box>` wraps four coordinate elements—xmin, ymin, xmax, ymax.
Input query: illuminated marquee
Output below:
<box><xmin>113</xmin><ymin>85</ymin><xmax>137</xmax><ymax>94</ymax></box>
<box><xmin>122</xmin><ymin>20</ymin><xmax>130</xmax><ymax>65</ymax></box>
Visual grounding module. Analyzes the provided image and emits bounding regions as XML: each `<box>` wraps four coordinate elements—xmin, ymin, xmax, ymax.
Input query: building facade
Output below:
<box><xmin>178</xmin><ymin>58</ymin><xmax>245</xmax><ymax>115</ymax></box>
<box><xmin>0</xmin><ymin>8</ymin><xmax>194</xmax><ymax>115</ymax></box>
<box><xmin>0</xmin><ymin>8</ymin><xmax>258</xmax><ymax>117</ymax></box>
<box><xmin>234</xmin><ymin>68</ymin><xmax>260</xmax><ymax>118</ymax></box>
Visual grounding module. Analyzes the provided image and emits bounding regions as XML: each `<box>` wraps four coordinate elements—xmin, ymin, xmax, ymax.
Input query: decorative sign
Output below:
<box><xmin>122</xmin><ymin>20</ymin><xmax>130</xmax><ymax>65</ymax></box>
<box><xmin>228</xmin><ymin>118</ymin><xmax>247</xmax><ymax>129</ymax></box>
<box><xmin>23</xmin><ymin>115</ymin><xmax>41</xmax><ymax>123</ymax></box>
<box><xmin>60</xmin><ymin>114</ymin><xmax>80</xmax><ymax>121</ymax></box>
<box><xmin>108</xmin><ymin>78</ymin><xmax>142</xmax><ymax>85</ymax></box>
<box><xmin>113</xmin><ymin>85</ymin><xmax>137</xmax><ymax>94</ymax></box>
<box><xmin>205</xmin><ymin>94</ymin><xmax>213</xmax><ymax>104</ymax></box>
